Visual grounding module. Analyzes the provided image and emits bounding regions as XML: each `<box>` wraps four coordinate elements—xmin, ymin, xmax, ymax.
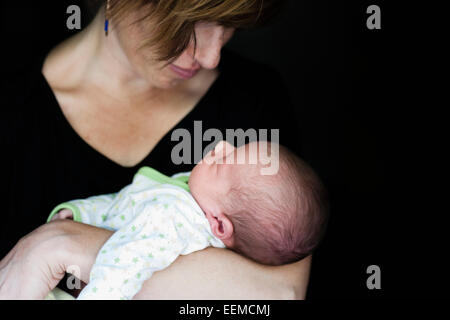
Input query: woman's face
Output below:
<box><xmin>113</xmin><ymin>9</ymin><xmax>235</xmax><ymax>89</ymax></box>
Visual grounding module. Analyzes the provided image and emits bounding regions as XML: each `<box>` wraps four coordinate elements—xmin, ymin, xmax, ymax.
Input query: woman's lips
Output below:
<box><xmin>169</xmin><ymin>64</ymin><xmax>199</xmax><ymax>79</ymax></box>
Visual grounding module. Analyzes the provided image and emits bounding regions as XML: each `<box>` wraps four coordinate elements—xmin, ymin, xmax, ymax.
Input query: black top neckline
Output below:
<box><xmin>35</xmin><ymin>48</ymin><xmax>227</xmax><ymax>170</ymax></box>
<box><xmin>2</xmin><ymin>41</ymin><xmax>298</xmax><ymax>257</ymax></box>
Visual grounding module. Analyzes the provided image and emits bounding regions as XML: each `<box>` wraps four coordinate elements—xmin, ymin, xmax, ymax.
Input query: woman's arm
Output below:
<box><xmin>66</xmin><ymin>222</ymin><xmax>311</xmax><ymax>300</ymax></box>
<box><xmin>65</xmin><ymin>222</ymin><xmax>312</xmax><ymax>299</ymax></box>
<box><xmin>134</xmin><ymin>248</ymin><xmax>311</xmax><ymax>300</ymax></box>
<box><xmin>0</xmin><ymin>220</ymin><xmax>311</xmax><ymax>299</ymax></box>
<box><xmin>0</xmin><ymin>220</ymin><xmax>112</xmax><ymax>299</ymax></box>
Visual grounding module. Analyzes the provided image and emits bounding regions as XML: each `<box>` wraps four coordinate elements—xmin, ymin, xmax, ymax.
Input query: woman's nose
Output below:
<box><xmin>194</xmin><ymin>25</ymin><xmax>226</xmax><ymax>70</ymax></box>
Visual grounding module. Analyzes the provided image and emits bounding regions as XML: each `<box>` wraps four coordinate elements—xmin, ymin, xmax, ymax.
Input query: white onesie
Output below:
<box><xmin>47</xmin><ymin>167</ymin><xmax>225</xmax><ymax>300</ymax></box>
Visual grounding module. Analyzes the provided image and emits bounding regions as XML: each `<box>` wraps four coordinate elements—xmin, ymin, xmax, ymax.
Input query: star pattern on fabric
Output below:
<box><xmin>58</xmin><ymin>169</ymin><xmax>222</xmax><ymax>300</ymax></box>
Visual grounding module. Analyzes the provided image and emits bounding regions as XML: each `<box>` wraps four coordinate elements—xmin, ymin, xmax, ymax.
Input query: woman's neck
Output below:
<box><xmin>43</xmin><ymin>9</ymin><xmax>172</xmax><ymax>104</ymax></box>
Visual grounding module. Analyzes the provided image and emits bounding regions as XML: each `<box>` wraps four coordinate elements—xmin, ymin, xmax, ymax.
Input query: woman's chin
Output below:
<box><xmin>156</xmin><ymin>76</ymin><xmax>182</xmax><ymax>89</ymax></box>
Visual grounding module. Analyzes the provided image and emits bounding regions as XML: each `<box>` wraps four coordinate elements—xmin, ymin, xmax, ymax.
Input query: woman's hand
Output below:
<box><xmin>0</xmin><ymin>220</ymin><xmax>311</xmax><ymax>300</ymax></box>
<box><xmin>0</xmin><ymin>220</ymin><xmax>113</xmax><ymax>299</ymax></box>
<box><xmin>0</xmin><ymin>221</ymin><xmax>69</xmax><ymax>299</ymax></box>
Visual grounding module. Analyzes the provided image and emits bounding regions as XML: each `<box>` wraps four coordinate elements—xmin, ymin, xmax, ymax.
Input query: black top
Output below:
<box><xmin>0</xmin><ymin>48</ymin><xmax>300</xmax><ymax>258</ymax></box>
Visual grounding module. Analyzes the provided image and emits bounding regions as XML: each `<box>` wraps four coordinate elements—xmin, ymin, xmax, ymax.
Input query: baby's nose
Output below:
<box><xmin>200</xmin><ymin>148</ymin><xmax>214</xmax><ymax>165</ymax></box>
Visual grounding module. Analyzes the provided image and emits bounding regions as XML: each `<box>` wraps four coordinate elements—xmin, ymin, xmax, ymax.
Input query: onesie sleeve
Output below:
<box><xmin>46</xmin><ymin>193</ymin><xmax>117</xmax><ymax>225</ymax></box>
<box><xmin>77</xmin><ymin>198</ymin><xmax>221</xmax><ymax>300</ymax></box>
<box><xmin>46</xmin><ymin>180</ymin><xmax>139</xmax><ymax>229</ymax></box>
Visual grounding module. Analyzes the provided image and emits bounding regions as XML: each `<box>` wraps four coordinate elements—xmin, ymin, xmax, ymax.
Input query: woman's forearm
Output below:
<box><xmin>52</xmin><ymin>220</ymin><xmax>113</xmax><ymax>283</ymax></box>
<box><xmin>133</xmin><ymin>248</ymin><xmax>311</xmax><ymax>300</ymax></box>
<box><xmin>53</xmin><ymin>220</ymin><xmax>311</xmax><ymax>299</ymax></box>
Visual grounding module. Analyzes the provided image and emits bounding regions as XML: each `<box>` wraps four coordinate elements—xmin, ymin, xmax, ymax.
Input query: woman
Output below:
<box><xmin>0</xmin><ymin>0</ymin><xmax>311</xmax><ymax>299</ymax></box>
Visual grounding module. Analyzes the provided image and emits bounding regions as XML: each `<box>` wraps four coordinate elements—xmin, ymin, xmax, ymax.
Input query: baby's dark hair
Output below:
<box><xmin>224</xmin><ymin>144</ymin><xmax>329</xmax><ymax>265</ymax></box>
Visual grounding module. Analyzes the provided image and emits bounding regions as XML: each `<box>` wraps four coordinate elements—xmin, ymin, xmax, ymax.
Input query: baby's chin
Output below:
<box><xmin>188</xmin><ymin>164</ymin><xmax>217</xmax><ymax>207</ymax></box>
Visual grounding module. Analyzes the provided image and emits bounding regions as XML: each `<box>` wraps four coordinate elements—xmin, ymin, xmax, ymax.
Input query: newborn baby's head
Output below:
<box><xmin>189</xmin><ymin>141</ymin><xmax>328</xmax><ymax>265</ymax></box>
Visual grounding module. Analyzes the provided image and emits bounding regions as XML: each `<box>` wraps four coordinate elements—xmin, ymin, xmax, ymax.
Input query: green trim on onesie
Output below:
<box><xmin>135</xmin><ymin>167</ymin><xmax>190</xmax><ymax>192</ymax></box>
<box><xmin>173</xmin><ymin>175</ymin><xmax>189</xmax><ymax>184</ymax></box>
<box><xmin>47</xmin><ymin>203</ymin><xmax>82</xmax><ymax>223</ymax></box>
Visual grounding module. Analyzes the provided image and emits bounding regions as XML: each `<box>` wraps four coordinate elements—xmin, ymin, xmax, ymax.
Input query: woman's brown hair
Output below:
<box><xmin>87</xmin><ymin>0</ymin><xmax>285</xmax><ymax>62</ymax></box>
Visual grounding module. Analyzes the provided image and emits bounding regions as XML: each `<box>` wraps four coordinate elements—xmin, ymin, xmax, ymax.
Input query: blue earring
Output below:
<box><xmin>105</xmin><ymin>0</ymin><xmax>110</xmax><ymax>36</ymax></box>
<box><xmin>104</xmin><ymin>19</ymin><xmax>109</xmax><ymax>36</ymax></box>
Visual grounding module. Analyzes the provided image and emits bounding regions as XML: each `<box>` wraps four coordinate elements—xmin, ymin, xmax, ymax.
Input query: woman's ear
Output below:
<box><xmin>205</xmin><ymin>210</ymin><xmax>234</xmax><ymax>245</ymax></box>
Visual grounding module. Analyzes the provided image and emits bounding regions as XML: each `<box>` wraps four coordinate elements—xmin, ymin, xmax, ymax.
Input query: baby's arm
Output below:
<box><xmin>77</xmin><ymin>200</ymin><xmax>220</xmax><ymax>300</ymax></box>
<box><xmin>46</xmin><ymin>180</ymin><xmax>141</xmax><ymax>229</ymax></box>
<box><xmin>77</xmin><ymin>202</ymin><xmax>183</xmax><ymax>299</ymax></box>
<box><xmin>47</xmin><ymin>193</ymin><xmax>120</xmax><ymax>228</ymax></box>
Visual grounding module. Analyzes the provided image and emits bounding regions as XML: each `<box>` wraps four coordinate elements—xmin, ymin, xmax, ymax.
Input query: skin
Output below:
<box><xmin>42</xmin><ymin>8</ymin><xmax>234</xmax><ymax>167</ymax></box>
<box><xmin>189</xmin><ymin>140</ymin><xmax>240</xmax><ymax>247</ymax></box>
<box><xmin>0</xmin><ymin>5</ymin><xmax>312</xmax><ymax>299</ymax></box>
<box><xmin>46</xmin><ymin>141</ymin><xmax>307</xmax><ymax>299</ymax></box>
<box><xmin>52</xmin><ymin>142</ymin><xmax>274</xmax><ymax>252</ymax></box>
<box><xmin>0</xmin><ymin>220</ymin><xmax>311</xmax><ymax>299</ymax></box>
<box><xmin>189</xmin><ymin>140</ymin><xmax>276</xmax><ymax>247</ymax></box>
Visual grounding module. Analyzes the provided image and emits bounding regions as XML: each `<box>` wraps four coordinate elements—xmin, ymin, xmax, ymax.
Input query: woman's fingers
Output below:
<box><xmin>0</xmin><ymin>223</ymin><xmax>72</xmax><ymax>299</ymax></box>
<box><xmin>48</xmin><ymin>220</ymin><xmax>114</xmax><ymax>283</ymax></box>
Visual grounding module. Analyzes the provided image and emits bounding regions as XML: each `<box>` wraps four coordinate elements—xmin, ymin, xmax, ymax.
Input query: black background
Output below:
<box><xmin>1</xmin><ymin>0</ymin><xmax>443</xmax><ymax>299</ymax></box>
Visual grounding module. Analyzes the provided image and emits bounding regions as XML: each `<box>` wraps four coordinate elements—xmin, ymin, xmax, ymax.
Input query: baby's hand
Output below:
<box><xmin>51</xmin><ymin>209</ymin><xmax>74</xmax><ymax>221</ymax></box>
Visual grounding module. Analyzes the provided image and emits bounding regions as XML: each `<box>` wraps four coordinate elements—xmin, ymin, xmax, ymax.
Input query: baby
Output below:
<box><xmin>48</xmin><ymin>141</ymin><xmax>328</xmax><ymax>300</ymax></box>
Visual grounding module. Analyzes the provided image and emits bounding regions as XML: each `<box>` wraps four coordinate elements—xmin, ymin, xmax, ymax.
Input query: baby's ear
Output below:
<box><xmin>205</xmin><ymin>210</ymin><xmax>234</xmax><ymax>245</ymax></box>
